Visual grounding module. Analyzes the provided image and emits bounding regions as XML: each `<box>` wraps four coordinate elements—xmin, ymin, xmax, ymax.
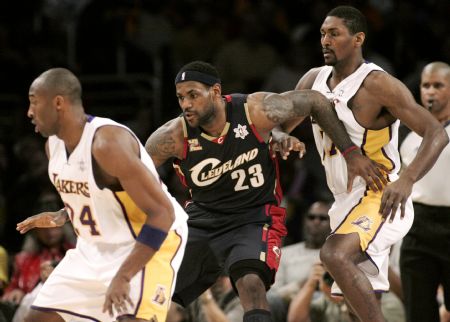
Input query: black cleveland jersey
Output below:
<box><xmin>173</xmin><ymin>94</ymin><xmax>282</xmax><ymax>213</ymax></box>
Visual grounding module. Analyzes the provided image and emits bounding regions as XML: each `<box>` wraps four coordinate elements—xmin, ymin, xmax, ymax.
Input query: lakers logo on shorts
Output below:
<box><xmin>351</xmin><ymin>216</ymin><xmax>373</xmax><ymax>231</ymax></box>
<box><xmin>152</xmin><ymin>285</ymin><xmax>167</xmax><ymax>306</ymax></box>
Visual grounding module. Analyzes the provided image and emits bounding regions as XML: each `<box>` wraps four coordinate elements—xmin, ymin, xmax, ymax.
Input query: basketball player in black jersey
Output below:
<box><xmin>145</xmin><ymin>61</ymin><xmax>387</xmax><ymax>322</ymax></box>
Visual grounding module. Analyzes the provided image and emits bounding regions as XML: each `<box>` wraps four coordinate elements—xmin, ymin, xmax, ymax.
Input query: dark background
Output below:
<box><xmin>0</xmin><ymin>0</ymin><xmax>448</xmax><ymax>251</ymax></box>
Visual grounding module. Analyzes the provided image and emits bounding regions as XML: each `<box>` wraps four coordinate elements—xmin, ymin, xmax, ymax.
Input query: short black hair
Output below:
<box><xmin>178</xmin><ymin>61</ymin><xmax>220</xmax><ymax>80</ymax></box>
<box><xmin>40</xmin><ymin>68</ymin><xmax>82</xmax><ymax>104</ymax></box>
<box><xmin>327</xmin><ymin>5</ymin><xmax>367</xmax><ymax>35</ymax></box>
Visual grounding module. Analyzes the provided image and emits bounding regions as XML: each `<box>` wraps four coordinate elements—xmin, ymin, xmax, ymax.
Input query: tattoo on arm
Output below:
<box><xmin>308</xmin><ymin>93</ymin><xmax>354</xmax><ymax>151</ymax></box>
<box><xmin>286</xmin><ymin>90</ymin><xmax>354</xmax><ymax>151</ymax></box>
<box><xmin>146</xmin><ymin>127</ymin><xmax>177</xmax><ymax>163</ymax></box>
<box><xmin>263</xmin><ymin>90</ymin><xmax>355</xmax><ymax>151</ymax></box>
<box><xmin>262</xmin><ymin>94</ymin><xmax>297</xmax><ymax>124</ymax></box>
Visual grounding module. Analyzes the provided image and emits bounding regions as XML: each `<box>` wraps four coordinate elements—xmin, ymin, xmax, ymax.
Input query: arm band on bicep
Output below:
<box><xmin>136</xmin><ymin>224</ymin><xmax>168</xmax><ymax>250</ymax></box>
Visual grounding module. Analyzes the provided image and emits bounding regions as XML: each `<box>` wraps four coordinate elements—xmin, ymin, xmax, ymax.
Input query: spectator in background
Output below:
<box><xmin>214</xmin><ymin>11</ymin><xmax>279</xmax><ymax>93</ymax></box>
<box><xmin>263</xmin><ymin>26</ymin><xmax>318</xmax><ymax>94</ymax></box>
<box><xmin>0</xmin><ymin>246</ymin><xmax>7</xmax><ymax>294</ymax></box>
<box><xmin>0</xmin><ymin>143</ymin><xmax>9</xmax><ymax>240</ymax></box>
<box><xmin>400</xmin><ymin>61</ymin><xmax>450</xmax><ymax>322</ymax></box>
<box><xmin>271</xmin><ymin>201</ymin><xmax>331</xmax><ymax>304</ymax></box>
<box><xmin>287</xmin><ymin>263</ymin><xmax>350</xmax><ymax>322</ymax></box>
<box><xmin>287</xmin><ymin>263</ymin><xmax>405</xmax><ymax>322</ymax></box>
<box><xmin>6</xmin><ymin>135</ymin><xmax>49</xmax><ymax>253</ymax></box>
<box><xmin>1</xmin><ymin>188</ymin><xmax>74</xmax><ymax>306</ymax></box>
<box><xmin>173</xmin><ymin>6</ymin><xmax>225</xmax><ymax>68</ymax></box>
<box><xmin>12</xmin><ymin>259</ymin><xmax>59</xmax><ymax>322</ymax></box>
<box><xmin>185</xmin><ymin>274</ymin><xmax>285</xmax><ymax>322</ymax></box>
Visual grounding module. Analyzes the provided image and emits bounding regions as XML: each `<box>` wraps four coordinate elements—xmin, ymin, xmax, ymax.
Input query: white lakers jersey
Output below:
<box><xmin>47</xmin><ymin>116</ymin><xmax>188</xmax><ymax>244</ymax></box>
<box><xmin>311</xmin><ymin>62</ymin><xmax>401</xmax><ymax>195</ymax></box>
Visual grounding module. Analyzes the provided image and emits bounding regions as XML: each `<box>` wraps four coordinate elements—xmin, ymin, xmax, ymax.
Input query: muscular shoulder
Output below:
<box><xmin>361</xmin><ymin>70</ymin><xmax>411</xmax><ymax>106</ymax></box>
<box><xmin>295</xmin><ymin>67</ymin><xmax>322</xmax><ymax>90</ymax></box>
<box><xmin>353</xmin><ymin>71</ymin><xmax>413</xmax><ymax>128</ymax></box>
<box><xmin>92</xmin><ymin>125</ymin><xmax>139</xmax><ymax>171</ymax></box>
<box><xmin>92</xmin><ymin>125</ymin><xmax>136</xmax><ymax>155</ymax></box>
<box><xmin>91</xmin><ymin>125</ymin><xmax>140</xmax><ymax>185</ymax></box>
<box><xmin>145</xmin><ymin>117</ymin><xmax>185</xmax><ymax>166</ymax></box>
<box><xmin>362</xmin><ymin>71</ymin><xmax>414</xmax><ymax>109</ymax></box>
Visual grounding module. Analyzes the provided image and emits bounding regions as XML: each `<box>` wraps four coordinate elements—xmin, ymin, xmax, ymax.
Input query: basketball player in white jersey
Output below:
<box><xmin>281</xmin><ymin>5</ymin><xmax>448</xmax><ymax>322</ymax></box>
<box><xmin>18</xmin><ymin>68</ymin><xmax>188</xmax><ymax>322</ymax></box>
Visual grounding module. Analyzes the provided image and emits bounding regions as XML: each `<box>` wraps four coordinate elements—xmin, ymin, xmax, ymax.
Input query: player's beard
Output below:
<box><xmin>197</xmin><ymin>101</ymin><xmax>216</xmax><ymax>128</ymax></box>
<box><xmin>323</xmin><ymin>49</ymin><xmax>337</xmax><ymax>66</ymax></box>
<box><xmin>324</xmin><ymin>55</ymin><xmax>337</xmax><ymax>66</ymax></box>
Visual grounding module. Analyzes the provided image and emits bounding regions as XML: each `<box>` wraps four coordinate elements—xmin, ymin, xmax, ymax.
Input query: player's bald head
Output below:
<box><xmin>422</xmin><ymin>62</ymin><xmax>450</xmax><ymax>82</ymax></box>
<box><xmin>33</xmin><ymin>68</ymin><xmax>82</xmax><ymax>104</ymax></box>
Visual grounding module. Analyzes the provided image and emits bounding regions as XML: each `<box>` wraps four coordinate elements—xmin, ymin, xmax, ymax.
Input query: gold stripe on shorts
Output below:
<box><xmin>334</xmin><ymin>189</ymin><xmax>385</xmax><ymax>251</ymax></box>
<box><xmin>136</xmin><ymin>230</ymin><xmax>182</xmax><ymax>321</ymax></box>
<box><xmin>362</xmin><ymin>128</ymin><xmax>394</xmax><ymax>171</ymax></box>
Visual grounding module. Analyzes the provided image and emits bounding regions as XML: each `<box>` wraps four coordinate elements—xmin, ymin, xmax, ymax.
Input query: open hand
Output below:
<box><xmin>345</xmin><ymin>149</ymin><xmax>389</xmax><ymax>192</ymax></box>
<box><xmin>103</xmin><ymin>275</ymin><xmax>134</xmax><ymax>317</ymax></box>
<box><xmin>379</xmin><ymin>176</ymin><xmax>413</xmax><ymax>222</ymax></box>
<box><xmin>271</xmin><ymin>134</ymin><xmax>306</xmax><ymax>160</ymax></box>
<box><xmin>16</xmin><ymin>211</ymin><xmax>67</xmax><ymax>234</ymax></box>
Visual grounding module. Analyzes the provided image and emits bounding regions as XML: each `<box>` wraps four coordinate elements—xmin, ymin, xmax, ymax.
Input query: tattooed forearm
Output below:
<box><xmin>262</xmin><ymin>94</ymin><xmax>297</xmax><ymax>124</ymax></box>
<box><xmin>147</xmin><ymin>133</ymin><xmax>176</xmax><ymax>157</ymax></box>
<box><xmin>307</xmin><ymin>91</ymin><xmax>355</xmax><ymax>151</ymax></box>
<box><xmin>145</xmin><ymin>123</ymin><xmax>179</xmax><ymax>166</ymax></box>
<box><xmin>262</xmin><ymin>90</ymin><xmax>356</xmax><ymax>151</ymax></box>
<box><xmin>286</xmin><ymin>89</ymin><xmax>355</xmax><ymax>151</ymax></box>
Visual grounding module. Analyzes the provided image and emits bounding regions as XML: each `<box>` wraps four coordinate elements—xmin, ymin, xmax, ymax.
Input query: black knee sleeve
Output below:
<box><xmin>243</xmin><ymin>309</ymin><xmax>273</xmax><ymax>322</ymax></box>
<box><xmin>229</xmin><ymin>259</ymin><xmax>273</xmax><ymax>291</ymax></box>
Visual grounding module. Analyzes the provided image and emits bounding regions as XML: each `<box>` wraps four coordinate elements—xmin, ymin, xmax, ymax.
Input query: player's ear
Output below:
<box><xmin>210</xmin><ymin>83</ymin><xmax>222</xmax><ymax>99</ymax></box>
<box><xmin>54</xmin><ymin>95</ymin><xmax>65</xmax><ymax>110</ymax></box>
<box><xmin>354</xmin><ymin>31</ymin><xmax>365</xmax><ymax>48</ymax></box>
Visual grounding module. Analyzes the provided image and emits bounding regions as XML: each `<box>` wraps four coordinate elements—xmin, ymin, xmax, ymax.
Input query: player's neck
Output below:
<box><xmin>435</xmin><ymin>108</ymin><xmax>450</xmax><ymax>125</ymax></box>
<box><xmin>60</xmin><ymin>111</ymin><xmax>88</xmax><ymax>153</ymax></box>
<box><xmin>200</xmin><ymin>99</ymin><xmax>227</xmax><ymax>137</ymax></box>
<box><xmin>332</xmin><ymin>56</ymin><xmax>365</xmax><ymax>82</ymax></box>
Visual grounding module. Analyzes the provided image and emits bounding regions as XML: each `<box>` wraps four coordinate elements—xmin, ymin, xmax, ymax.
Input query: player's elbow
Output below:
<box><xmin>433</xmin><ymin>125</ymin><xmax>449</xmax><ymax>151</ymax></box>
<box><xmin>309</xmin><ymin>90</ymin><xmax>332</xmax><ymax>113</ymax></box>
<box><xmin>161</xmin><ymin>204</ymin><xmax>176</xmax><ymax>228</ymax></box>
<box><xmin>150</xmin><ymin>201</ymin><xmax>175</xmax><ymax>231</ymax></box>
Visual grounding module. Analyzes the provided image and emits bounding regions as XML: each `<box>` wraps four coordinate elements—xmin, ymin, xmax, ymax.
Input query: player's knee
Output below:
<box><xmin>24</xmin><ymin>311</ymin><xmax>39</xmax><ymax>322</ymax></box>
<box><xmin>320</xmin><ymin>243</ymin><xmax>349</xmax><ymax>268</ymax></box>
<box><xmin>236</xmin><ymin>273</ymin><xmax>266</xmax><ymax>293</ymax></box>
<box><xmin>24</xmin><ymin>309</ymin><xmax>64</xmax><ymax>322</ymax></box>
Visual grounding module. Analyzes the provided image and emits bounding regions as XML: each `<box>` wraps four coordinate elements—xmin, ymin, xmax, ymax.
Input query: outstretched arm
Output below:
<box><xmin>248</xmin><ymin>90</ymin><xmax>355</xmax><ymax>151</ymax></box>
<box><xmin>16</xmin><ymin>209</ymin><xmax>68</xmax><ymax>234</ymax></box>
<box><xmin>249</xmin><ymin>90</ymin><xmax>388</xmax><ymax>191</ymax></box>
<box><xmin>92</xmin><ymin>125</ymin><xmax>175</xmax><ymax>316</ymax></box>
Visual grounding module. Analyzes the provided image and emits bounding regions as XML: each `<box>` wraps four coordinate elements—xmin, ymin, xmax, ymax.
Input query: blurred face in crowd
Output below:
<box><xmin>304</xmin><ymin>201</ymin><xmax>331</xmax><ymax>248</ymax></box>
<box><xmin>35</xmin><ymin>227</ymin><xmax>64</xmax><ymax>248</ymax></box>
